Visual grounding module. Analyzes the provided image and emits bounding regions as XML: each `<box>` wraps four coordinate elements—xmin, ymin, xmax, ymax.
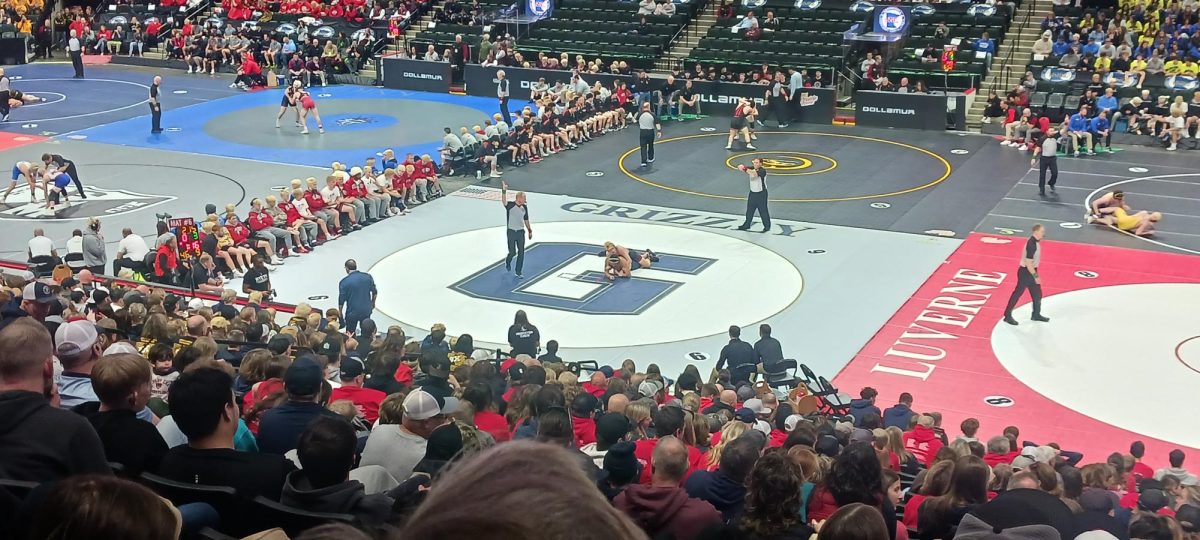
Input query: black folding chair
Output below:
<box><xmin>250</xmin><ymin>496</ymin><xmax>355</xmax><ymax>537</ymax></box>
<box><xmin>762</xmin><ymin>359</ymin><xmax>800</xmax><ymax>391</ymax></box>
<box><xmin>817</xmin><ymin>376</ymin><xmax>851</xmax><ymax>415</ymax></box>
<box><xmin>139</xmin><ymin>473</ymin><xmax>245</xmax><ymax>534</ymax></box>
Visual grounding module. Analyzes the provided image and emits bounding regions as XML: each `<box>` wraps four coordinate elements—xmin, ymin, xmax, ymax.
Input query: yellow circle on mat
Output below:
<box><xmin>618</xmin><ymin>132</ymin><xmax>953</xmax><ymax>203</ymax></box>
<box><xmin>724</xmin><ymin>151</ymin><xmax>838</xmax><ymax>176</ymax></box>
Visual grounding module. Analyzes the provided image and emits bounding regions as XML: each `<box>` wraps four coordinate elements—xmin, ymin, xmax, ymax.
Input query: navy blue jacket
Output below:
<box><xmin>882</xmin><ymin>403</ymin><xmax>916</xmax><ymax>430</ymax></box>
<box><xmin>256</xmin><ymin>401</ymin><xmax>342</xmax><ymax>455</ymax></box>
<box><xmin>848</xmin><ymin>399</ymin><xmax>881</xmax><ymax>427</ymax></box>
<box><xmin>684</xmin><ymin>469</ymin><xmax>747</xmax><ymax>521</ymax></box>
<box><xmin>338</xmin><ymin>271</ymin><xmax>377</xmax><ymax>317</ymax></box>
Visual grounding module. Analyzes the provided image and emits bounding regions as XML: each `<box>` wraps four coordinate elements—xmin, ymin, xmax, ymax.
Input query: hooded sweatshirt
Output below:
<box><xmin>848</xmin><ymin>399</ymin><xmax>880</xmax><ymax>426</ymax></box>
<box><xmin>684</xmin><ymin>469</ymin><xmax>748</xmax><ymax>521</ymax></box>
<box><xmin>882</xmin><ymin>403</ymin><xmax>916</xmax><ymax>430</ymax></box>
<box><xmin>572</xmin><ymin>415</ymin><xmax>596</xmax><ymax>448</ymax></box>
<box><xmin>280</xmin><ymin>470</ymin><xmax>394</xmax><ymax>529</ymax></box>
<box><xmin>0</xmin><ymin>390</ymin><xmax>111</xmax><ymax>482</ymax></box>
<box><xmin>614</xmin><ymin>484</ymin><xmax>722</xmax><ymax>540</ymax></box>
<box><xmin>903</xmin><ymin>425</ymin><xmax>945</xmax><ymax>467</ymax></box>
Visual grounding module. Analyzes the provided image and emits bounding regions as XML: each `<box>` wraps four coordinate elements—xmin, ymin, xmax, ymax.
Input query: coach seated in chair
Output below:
<box><xmin>26</xmin><ymin>228</ymin><xmax>61</xmax><ymax>276</ymax></box>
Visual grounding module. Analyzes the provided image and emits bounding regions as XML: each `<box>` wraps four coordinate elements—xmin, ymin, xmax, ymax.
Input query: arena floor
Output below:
<box><xmin>2</xmin><ymin>63</ymin><xmax>1199</xmax><ymax>463</ymax></box>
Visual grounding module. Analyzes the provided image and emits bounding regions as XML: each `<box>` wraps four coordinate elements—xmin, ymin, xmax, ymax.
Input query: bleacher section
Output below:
<box><xmin>687</xmin><ymin>0</ymin><xmax>1012</xmax><ymax>91</ymax></box>
<box><xmin>411</xmin><ymin>0</ymin><xmax>699</xmax><ymax>70</ymax></box>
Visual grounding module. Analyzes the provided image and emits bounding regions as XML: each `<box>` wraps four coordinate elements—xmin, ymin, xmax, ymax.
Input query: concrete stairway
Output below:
<box><xmin>965</xmin><ymin>1</ymin><xmax>1053</xmax><ymax>129</ymax></box>
<box><xmin>653</xmin><ymin>6</ymin><xmax>718</xmax><ymax>73</ymax></box>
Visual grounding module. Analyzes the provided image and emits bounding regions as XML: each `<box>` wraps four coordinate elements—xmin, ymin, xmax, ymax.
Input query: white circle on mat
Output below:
<box><xmin>1074</xmin><ymin>270</ymin><xmax>1099</xmax><ymax>279</ymax></box>
<box><xmin>166</xmin><ymin>127</ymin><xmax>182</xmax><ymax>132</ymax></box>
<box><xmin>700</xmin><ymin>127</ymin><xmax>716</xmax><ymax>132</ymax></box>
<box><xmin>585</xmin><ymin>171</ymin><xmax>604</xmax><ymax>177</ymax></box>
<box><xmin>983</xmin><ymin>396</ymin><xmax>1014</xmax><ymax>407</ymax></box>
<box><xmin>1129</xmin><ymin>167</ymin><xmax>1149</xmax><ymax>173</ymax></box>
<box><xmin>1060</xmin><ymin>222</ymin><xmax>1082</xmax><ymax>229</ymax></box>
<box><xmin>870</xmin><ymin>202</ymin><xmax>890</xmax><ymax>209</ymax></box>
<box><xmin>950</xmin><ymin>149</ymin><xmax>969</xmax><ymax>154</ymax></box>
<box><xmin>7</xmin><ymin>78</ymin><xmax>150</xmax><ymax>122</ymax></box>
<box><xmin>66</xmin><ymin>135</ymin><xmax>87</xmax><ymax>140</ymax></box>
<box><xmin>992</xmin><ymin>283</ymin><xmax>1200</xmax><ymax>447</ymax></box>
<box><xmin>172</xmin><ymin>90</ymin><xmax>188</xmax><ymax>94</ymax></box>
<box><xmin>371</xmin><ymin>221</ymin><xmax>803</xmax><ymax>348</ymax></box>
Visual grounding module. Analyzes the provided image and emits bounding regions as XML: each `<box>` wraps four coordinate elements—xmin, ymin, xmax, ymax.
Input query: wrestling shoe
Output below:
<box><xmin>644</xmin><ymin>249</ymin><xmax>659</xmax><ymax>263</ymax></box>
<box><xmin>1031</xmin><ymin>315</ymin><xmax>1050</xmax><ymax>322</ymax></box>
<box><xmin>745</xmin><ymin>144</ymin><xmax>757</xmax><ymax>150</ymax></box>
<box><xmin>1003</xmin><ymin>316</ymin><xmax>1018</xmax><ymax>326</ymax></box>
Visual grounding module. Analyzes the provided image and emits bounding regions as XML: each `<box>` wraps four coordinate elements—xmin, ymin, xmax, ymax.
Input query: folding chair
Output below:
<box><xmin>249</xmin><ymin>496</ymin><xmax>355</xmax><ymax>537</ymax></box>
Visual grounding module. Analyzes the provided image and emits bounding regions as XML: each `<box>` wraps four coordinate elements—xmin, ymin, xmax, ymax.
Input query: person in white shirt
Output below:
<box><xmin>459</xmin><ymin>126</ymin><xmax>479</xmax><ymax>148</ymax></box>
<box><xmin>27</xmin><ymin>228</ymin><xmax>56</xmax><ymax>262</ymax></box>
<box><xmin>64</xmin><ymin>229</ymin><xmax>86</xmax><ymax>271</ymax></box>
<box><xmin>638</xmin><ymin>0</ymin><xmax>656</xmax><ymax>14</ymax></box>
<box><xmin>655</xmin><ymin>0</ymin><xmax>676</xmax><ymax>15</ymax></box>
<box><xmin>734</xmin><ymin>11</ymin><xmax>759</xmax><ymax>30</ymax></box>
<box><xmin>570</xmin><ymin>74</ymin><xmax>589</xmax><ymax>96</ymax></box>
<box><xmin>321</xmin><ymin>175</ymin><xmax>360</xmax><ymax>230</ymax></box>
<box><xmin>529</xmin><ymin>78</ymin><xmax>549</xmax><ymax>102</ymax></box>
<box><xmin>423</xmin><ymin>44</ymin><xmax>440</xmax><ymax>62</ymax></box>
<box><xmin>113</xmin><ymin>228</ymin><xmax>150</xmax><ymax>276</ymax></box>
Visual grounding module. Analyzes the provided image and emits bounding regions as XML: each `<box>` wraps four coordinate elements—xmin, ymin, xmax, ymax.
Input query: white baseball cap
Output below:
<box><xmin>402</xmin><ymin>386</ymin><xmax>460</xmax><ymax>421</ymax></box>
<box><xmin>55</xmin><ymin>320</ymin><xmax>98</xmax><ymax>357</ymax></box>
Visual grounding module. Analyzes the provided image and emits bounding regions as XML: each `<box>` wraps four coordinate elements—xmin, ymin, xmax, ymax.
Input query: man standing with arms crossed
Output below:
<box><xmin>501</xmin><ymin>181</ymin><xmax>531</xmax><ymax>279</ymax></box>
<box><xmin>338</xmin><ymin>259</ymin><xmax>376</xmax><ymax>335</ymax></box>
<box><xmin>736</xmin><ymin>158</ymin><xmax>771</xmax><ymax>232</ymax></box>
<box><xmin>636</xmin><ymin>101</ymin><xmax>661</xmax><ymax>169</ymax></box>
<box><xmin>68</xmin><ymin>30</ymin><xmax>84</xmax><ymax>79</ymax></box>
<box><xmin>496</xmin><ymin>69</ymin><xmax>511</xmax><ymax>123</ymax></box>
<box><xmin>149</xmin><ymin>76</ymin><xmax>163</xmax><ymax>134</ymax></box>
<box><xmin>1002</xmin><ymin>223</ymin><xmax>1050</xmax><ymax>326</ymax></box>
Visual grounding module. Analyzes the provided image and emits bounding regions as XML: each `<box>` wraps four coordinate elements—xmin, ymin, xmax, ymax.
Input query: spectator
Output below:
<box><xmin>848</xmin><ymin>386</ymin><xmax>880</xmax><ymax>426</ymax></box>
<box><xmin>918</xmin><ymin>455</ymin><xmax>990</xmax><ymax>538</ymax></box>
<box><xmin>1131</xmin><ymin>441</ymin><xmax>1156</xmax><ymax>481</ymax></box>
<box><xmin>615</xmin><ymin>436</ymin><xmax>722</xmax><ymax>539</ymax></box>
<box><xmin>1033</xmin><ymin>30</ymin><xmax>1054</xmax><ymax>55</ymax></box>
<box><xmin>159</xmin><ymin>366</ymin><xmax>296</xmax><ymax>499</ymax></box>
<box><xmin>113</xmin><ymin>227</ymin><xmax>149</xmax><ymax>276</ymax></box>
<box><xmin>74</xmin><ymin>352</ymin><xmax>168</xmax><ymax>475</ymax></box>
<box><xmin>1156</xmin><ymin>450</ymin><xmax>1199</xmax><ymax>485</ymax></box>
<box><xmin>752</xmin><ymin>323</ymin><xmax>783</xmax><ymax>372</ymax></box>
<box><xmin>81</xmin><ymin>217</ymin><xmax>106</xmax><ymax>276</ymax></box>
<box><xmin>328</xmin><ymin>357</ymin><xmax>386</xmax><ymax>424</ymax></box>
<box><xmin>904</xmin><ymin>415</ymin><xmax>945</xmax><ymax>467</ymax></box>
<box><xmin>882</xmin><ymin>392</ymin><xmax>917</xmax><ymax>430</ymax></box>
<box><xmin>402</xmin><ymin>441</ymin><xmax>645</xmax><ymax>539</ymax></box>
<box><xmin>0</xmin><ymin>319</ymin><xmax>110</xmax><ymax>482</ymax></box>
<box><xmin>24</xmin><ymin>475</ymin><xmax>180</xmax><ymax>540</ymax></box>
<box><xmin>281</xmin><ymin>416</ymin><xmax>396</xmax><ymax>529</ymax></box>
<box><xmin>816</xmin><ymin>502</ymin><xmax>889</xmax><ymax>540</ymax></box>
<box><xmin>255</xmin><ymin>356</ymin><xmax>343</xmax><ymax>455</ymax></box>
<box><xmin>685</xmin><ymin>433</ymin><xmax>760</xmax><ymax>520</ymax></box>
<box><xmin>360</xmin><ymin>385</ymin><xmax>455</xmax><ymax>480</ymax></box>
<box><xmin>976</xmin><ymin>31</ymin><xmax>996</xmax><ymax>57</ymax></box>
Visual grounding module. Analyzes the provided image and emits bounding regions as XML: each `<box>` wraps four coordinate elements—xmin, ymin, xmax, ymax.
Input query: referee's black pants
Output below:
<box><xmin>768</xmin><ymin>97</ymin><xmax>789</xmax><ymax>126</ymax></box>
<box><xmin>639</xmin><ymin>128</ymin><xmax>655</xmax><ymax>164</ymax></box>
<box><xmin>1038</xmin><ymin>156</ymin><xmax>1058</xmax><ymax>193</ymax></box>
<box><xmin>150</xmin><ymin>102</ymin><xmax>162</xmax><ymax>132</ymax></box>
<box><xmin>741</xmin><ymin>190</ymin><xmax>771</xmax><ymax>230</ymax></box>
<box><xmin>499</xmin><ymin>96</ymin><xmax>511</xmax><ymax>122</ymax></box>
<box><xmin>1004</xmin><ymin>267</ymin><xmax>1042</xmax><ymax>318</ymax></box>
<box><xmin>70</xmin><ymin>51</ymin><xmax>84</xmax><ymax>78</ymax></box>
<box><xmin>505</xmin><ymin>228</ymin><xmax>525</xmax><ymax>275</ymax></box>
<box><xmin>66</xmin><ymin>164</ymin><xmax>85</xmax><ymax>198</ymax></box>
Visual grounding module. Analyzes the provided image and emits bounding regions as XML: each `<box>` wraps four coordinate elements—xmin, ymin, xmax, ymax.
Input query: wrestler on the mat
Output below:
<box><xmin>602</xmin><ymin>241</ymin><xmax>658</xmax><ymax>280</ymax></box>
<box><xmin>2</xmin><ymin>161</ymin><xmax>40</xmax><ymax>204</ymax></box>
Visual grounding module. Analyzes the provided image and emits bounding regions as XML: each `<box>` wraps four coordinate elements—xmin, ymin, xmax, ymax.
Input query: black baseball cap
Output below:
<box><xmin>340</xmin><ymin>356</ymin><xmax>366</xmax><ymax>379</ymax></box>
<box><xmin>285</xmin><ymin>356</ymin><xmax>324</xmax><ymax>396</ymax></box>
<box><xmin>22</xmin><ymin>282</ymin><xmax>55</xmax><ymax>303</ymax></box>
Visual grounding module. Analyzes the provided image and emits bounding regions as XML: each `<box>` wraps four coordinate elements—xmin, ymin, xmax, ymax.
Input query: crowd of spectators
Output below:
<box><xmin>1</xmin><ymin>272</ymin><xmax>1199</xmax><ymax>540</ymax></box>
<box><xmin>985</xmin><ymin>3</ymin><xmax>1200</xmax><ymax>151</ymax></box>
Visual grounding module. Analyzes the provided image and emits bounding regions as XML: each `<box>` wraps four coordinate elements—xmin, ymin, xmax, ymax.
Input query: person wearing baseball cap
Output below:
<box><xmin>55</xmin><ymin>320</ymin><xmax>105</xmax><ymax>408</ymax></box>
<box><xmin>329</xmin><ymin>357</ymin><xmax>386</xmax><ymax>423</ymax></box>
<box><xmin>360</xmin><ymin>385</ymin><xmax>456</xmax><ymax>481</ymax></box>
<box><xmin>0</xmin><ymin>318</ymin><xmax>111</xmax><ymax>482</ymax></box>
<box><xmin>17</xmin><ymin>281</ymin><xmax>56</xmax><ymax>327</ymax></box>
<box><xmin>256</xmin><ymin>356</ymin><xmax>342</xmax><ymax>455</ymax></box>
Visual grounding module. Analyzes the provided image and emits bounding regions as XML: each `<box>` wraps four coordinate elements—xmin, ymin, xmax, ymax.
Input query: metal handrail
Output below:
<box><xmin>996</xmin><ymin>0</ymin><xmax>1036</xmax><ymax>91</ymax></box>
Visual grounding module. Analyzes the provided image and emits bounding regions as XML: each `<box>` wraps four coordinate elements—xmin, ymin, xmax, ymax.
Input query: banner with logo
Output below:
<box><xmin>382</xmin><ymin>56</ymin><xmax>452</xmax><ymax>93</ymax></box>
<box><xmin>872</xmin><ymin>5</ymin><xmax>910</xmax><ymax>34</ymax></box>
<box><xmin>527</xmin><ymin>0</ymin><xmax>552</xmax><ymax>18</ymax></box>
<box><xmin>855</xmin><ymin>90</ymin><xmax>946</xmax><ymax>130</ymax></box>
<box><xmin>462</xmin><ymin>65</ymin><xmax>836</xmax><ymax>122</ymax></box>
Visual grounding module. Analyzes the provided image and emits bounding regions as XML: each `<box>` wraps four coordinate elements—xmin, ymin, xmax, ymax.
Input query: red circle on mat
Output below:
<box><xmin>1177</xmin><ymin>336</ymin><xmax>1200</xmax><ymax>375</ymax></box>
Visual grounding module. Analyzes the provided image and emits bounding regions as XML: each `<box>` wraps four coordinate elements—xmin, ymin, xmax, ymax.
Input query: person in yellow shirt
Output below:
<box><xmin>1095</xmin><ymin>53</ymin><xmax>1113</xmax><ymax>72</ymax></box>
<box><xmin>16</xmin><ymin>17</ymin><xmax>31</xmax><ymax>34</ymax></box>
<box><xmin>1113</xmin><ymin>208</ymin><xmax>1162</xmax><ymax>236</ymax></box>
<box><xmin>1181</xmin><ymin>59</ymin><xmax>1199</xmax><ymax>77</ymax></box>
<box><xmin>1130</xmin><ymin>56</ymin><xmax>1148</xmax><ymax>71</ymax></box>
<box><xmin>1164</xmin><ymin>55</ymin><xmax>1185</xmax><ymax>74</ymax></box>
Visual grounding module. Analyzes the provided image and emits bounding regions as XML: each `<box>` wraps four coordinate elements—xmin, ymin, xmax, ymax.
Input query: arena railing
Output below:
<box><xmin>0</xmin><ymin>258</ymin><xmax>299</xmax><ymax>315</ymax></box>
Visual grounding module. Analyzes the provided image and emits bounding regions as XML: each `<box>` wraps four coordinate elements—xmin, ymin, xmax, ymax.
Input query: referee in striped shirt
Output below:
<box><xmin>637</xmin><ymin>101</ymin><xmax>661</xmax><ymax>168</ymax></box>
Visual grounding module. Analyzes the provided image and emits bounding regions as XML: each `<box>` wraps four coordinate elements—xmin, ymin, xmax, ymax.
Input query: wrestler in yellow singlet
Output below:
<box><xmin>1113</xmin><ymin>208</ymin><xmax>1141</xmax><ymax>231</ymax></box>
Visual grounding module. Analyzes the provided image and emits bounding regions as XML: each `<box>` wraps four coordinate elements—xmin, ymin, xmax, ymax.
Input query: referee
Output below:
<box><xmin>68</xmin><ymin>29</ymin><xmax>84</xmax><ymax>79</ymax></box>
<box><xmin>501</xmin><ymin>180</ymin><xmax>531</xmax><ymax>279</ymax></box>
<box><xmin>1032</xmin><ymin>126</ymin><xmax>1059</xmax><ymax>196</ymax></box>
<box><xmin>1003</xmin><ymin>223</ymin><xmax>1050</xmax><ymax>326</ymax></box>
<box><xmin>736</xmin><ymin>158</ymin><xmax>771</xmax><ymax>232</ymax></box>
<box><xmin>636</xmin><ymin>101</ymin><xmax>661</xmax><ymax>168</ymax></box>
<box><xmin>149</xmin><ymin>76</ymin><xmax>163</xmax><ymax>134</ymax></box>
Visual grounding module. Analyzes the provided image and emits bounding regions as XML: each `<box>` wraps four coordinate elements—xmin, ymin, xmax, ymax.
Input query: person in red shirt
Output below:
<box><xmin>634</xmin><ymin>406</ymin><xmax>705</xmax><ymax>484</ymax></box>
<box><xmin>982</xmin><ymin>435</ymin><xmax>1021</xmax><ymax>467</ymax></box>
<box><xmin>247</xmin><ymin>197</ymin><xmax>300</xmax><ymax>257</ymax></box>
<box><xmin>416</xmin><ymin>154</ymin><xmax>443</xmax><ymax>202</ymax></box>
<box><xmin>303</xmin><ymin>177</ymin><xmax>339</xmax><ymax>236</ymax></box>
<box><xmin>278</xmin><ymin>189</ymin><xmax>324</xmax><ymax>245</ymax></box>
<box><xmin>233</xmin><ymin>52</ymin><xmax>263</xmax><ymax>89</ymax></box>
<box><xmin>903</xmin><ymin>415</ymin><xmax>946</xmax><ymax>467</ymax></box>
<box><xmin>223</xmin><ymin>213</ymin><xmax>274</xmax><ymax>259</ymax></box>
<box><xmin>463</xmin><ymin>382</ymin><xmax>511</xmax><ymax>443</ymax></box>
<box><xmin>570</xmin><ymin>394</ymin><xmax>598</xmax><ymax>448</ymax></box>
<box><xmin>1129</xmin><ymin>441</ymin><xmax>1156</xmax><ymax>482</ymax></box>
<box><xmin>581</xmin><ymin>371</ymin><xmax>607</xmax><ymax>398</ymax></box>
<box><xmin>329</xmin><ymin>358</ymin><xmax>386</xmax><ymax>424</ymax></box>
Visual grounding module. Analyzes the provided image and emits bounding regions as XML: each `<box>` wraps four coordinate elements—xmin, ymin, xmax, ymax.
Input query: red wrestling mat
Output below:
<box><xmin>0</xmin><ymin>132</ymin><xmax>48</xmax><ymax>150</ymax></box>
<box><xmin>833</xmin><ymin>232</ymin><xmax>1200</xmax><ymax>467</ymax></box>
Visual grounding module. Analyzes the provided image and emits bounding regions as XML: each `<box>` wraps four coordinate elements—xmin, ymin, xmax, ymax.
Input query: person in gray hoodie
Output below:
<box><xmin>282</xmin><ymin>416</ymin><xmax>398</xmax><ymax>530</ymax></box>
<box><xmin>81</xmin><ymin>216</ymin><xmax>107</xmax><ymax>276</ymax></box>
